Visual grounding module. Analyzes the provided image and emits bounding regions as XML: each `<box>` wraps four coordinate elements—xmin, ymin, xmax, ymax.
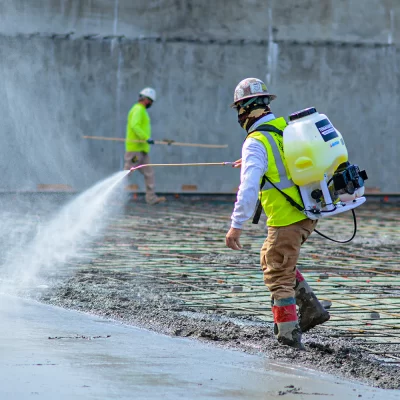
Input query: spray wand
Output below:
<box><xmin>128</xmin><ymin>161</ymin><xmax>237</xmax><ymax>174</ymax></box>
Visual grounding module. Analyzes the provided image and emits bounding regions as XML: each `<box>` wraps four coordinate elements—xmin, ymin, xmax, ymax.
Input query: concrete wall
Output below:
<box><xmin>0</xmin><ymin>0</ymin><xmax>398</xmax><ymax>193</ymax></box>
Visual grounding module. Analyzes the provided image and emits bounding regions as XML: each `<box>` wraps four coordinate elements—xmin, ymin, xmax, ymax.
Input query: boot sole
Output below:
<box><xmin>300</xmin><ymin>312</ymin><xmax>330</xmax><ymax>333</ymax></box>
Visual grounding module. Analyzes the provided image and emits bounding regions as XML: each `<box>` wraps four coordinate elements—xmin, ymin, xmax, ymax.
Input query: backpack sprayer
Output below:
<box><xmin>283</xmin><ymin>107</ymin><xmax>368</xmax><ymax>220</ymax></box>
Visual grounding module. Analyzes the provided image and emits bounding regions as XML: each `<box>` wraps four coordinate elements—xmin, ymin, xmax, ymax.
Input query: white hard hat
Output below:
<box><xmin>139</xmin><ymin>87</ymin><xmax>156</xmax><ymax>102</ymax></box>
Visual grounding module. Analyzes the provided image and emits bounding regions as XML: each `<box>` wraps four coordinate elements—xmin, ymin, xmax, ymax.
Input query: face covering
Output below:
<box><xmin>238</xmin><ymin>107</ymin><xmax>270</xmax><ymax>131</ymax></box>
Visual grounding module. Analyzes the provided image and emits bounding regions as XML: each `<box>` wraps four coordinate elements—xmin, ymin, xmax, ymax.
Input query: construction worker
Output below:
<box><xmin>225</xmin><ymin>78</ymin><xmax>330</xmax><ymax>350</ymax></box>
<box><xmin>124</xmin><ymin>87</ymin><xmax>166</xmax><ymax>205</ymax></box>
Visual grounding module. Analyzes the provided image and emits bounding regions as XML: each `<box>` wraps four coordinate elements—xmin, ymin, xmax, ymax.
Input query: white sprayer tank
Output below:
<box><xmin>283</xmin><ymin>108</ymin><xmax>348</xmax><ymax>186</ymax></box>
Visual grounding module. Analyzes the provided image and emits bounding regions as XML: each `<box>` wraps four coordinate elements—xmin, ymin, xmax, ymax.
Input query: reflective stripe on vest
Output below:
<box><xmin>259</xmin><ymin>130</ymin><xmax>294</xmax><ymax>191</ymax></box>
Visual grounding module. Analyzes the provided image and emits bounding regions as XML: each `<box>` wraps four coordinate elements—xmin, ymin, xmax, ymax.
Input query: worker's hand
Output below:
<box><xmin>232</xmin><ymin>158</ymin><xmax>242</xmax><ymax>168</ymax></box>
<box><xmin>225</xmin><ymin>227</ymin><xmax>242</xmax><ymax>250</ymax></box>
<box><xmin>147</xmin><ymin>139</ymin><xmax>155</xmax><ymax>144</ymax></box>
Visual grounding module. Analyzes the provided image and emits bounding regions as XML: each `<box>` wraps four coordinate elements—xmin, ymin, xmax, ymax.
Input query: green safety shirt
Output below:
<box><xmin>247</xmin><ymin>117</ymin><xmax>307</xmax><ymax>227</ymax></box>
<box><xmin>125</xmin><ymin>103</ymin><xmax>151</xmax><ymax>153</ymax></box>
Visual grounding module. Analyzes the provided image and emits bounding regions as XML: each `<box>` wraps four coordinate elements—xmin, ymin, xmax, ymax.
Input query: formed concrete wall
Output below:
<box><xmin>1</xmin><ymin>0</ymin><xmax>400</xmax><ymax>44</ymax></box>
<box><xmin>0</xmin><ymin>0</ymin><xmax>398</xmax><ymax>193</ymax></box>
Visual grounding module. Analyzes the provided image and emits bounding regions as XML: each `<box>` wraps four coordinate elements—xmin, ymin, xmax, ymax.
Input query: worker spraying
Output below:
<box><xmin>225</xmin><ymin>78</ymin><xmax>367</xmax><ymax>350</ymax></box>
<box><xmin>124</xmin><ymin>87</ymin><xmax>166</xmax><ymax>205</ymax></box>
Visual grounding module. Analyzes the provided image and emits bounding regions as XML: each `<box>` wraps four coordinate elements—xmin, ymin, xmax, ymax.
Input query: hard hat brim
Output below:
<box><xmin>230</xmin><ymin>93</ymin><xmax>277</xmax><ymax>108</ymax></box>
<box><xmin>140</xmin><ymin>94</ymin><xmax>156</xmax><ymax>102</ymax></box>
<box><xmin>139</xmin><ymin>88</ymin><xmax>156</xmax><ymax>102</ymax></box>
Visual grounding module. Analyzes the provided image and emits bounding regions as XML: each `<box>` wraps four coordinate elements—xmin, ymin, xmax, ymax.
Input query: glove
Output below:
<box><xmin>147</xmin><ymin>139</ymin><xmax>155</xmax><ymax>144</ymax></box>
<box><xmin>232</xmin><ymin>158</ymin><xmax>242</xmax><ymax>168</ymax></box>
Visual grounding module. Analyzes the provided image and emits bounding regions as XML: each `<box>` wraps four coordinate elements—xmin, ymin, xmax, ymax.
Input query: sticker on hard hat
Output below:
<box><xmin>235</xmin><ymin>88</ymin><xmax>244</xmax><ymax>98</ymax></box>
<box><xmin>250</xmin><ymin>82</ymin><xmax>262</xmax><ymax>94</ymax></box>
<box><xmin>315</xmin><ymin>119</ymin><xmax>339</xmax><ymax>142</ymax></box>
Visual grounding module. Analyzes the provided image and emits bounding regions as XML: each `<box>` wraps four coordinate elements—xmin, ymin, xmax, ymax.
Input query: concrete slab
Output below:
<box><xmin>0</xmin><ymin>295</ymin><xmax>398</xmax><ymax>400</ymax></box>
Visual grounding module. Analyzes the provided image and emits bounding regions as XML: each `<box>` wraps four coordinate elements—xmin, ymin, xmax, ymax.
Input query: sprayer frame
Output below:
<box><xmin>301</xmin><ymin>176</ymin><xmax>366</xmax><ymax>220</ymax></box>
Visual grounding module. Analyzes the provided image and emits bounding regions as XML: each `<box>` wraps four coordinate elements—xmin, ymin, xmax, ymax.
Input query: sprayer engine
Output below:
<box><xmin>332</xmin><ymin>163</ymin><xmax>368</xmax><ymax>197</ymax></box>
<box><xmin>298</xmin><ymin>164</ymin><xmax>368</xmax><ymax>220</ymax></box>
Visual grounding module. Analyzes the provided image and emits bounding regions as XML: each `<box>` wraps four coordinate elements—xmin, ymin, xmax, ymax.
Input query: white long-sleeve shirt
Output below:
<box><xmin>231</xmin><ymin>114</ymin><xmax>277</xmax><ymax>229</ymax></box>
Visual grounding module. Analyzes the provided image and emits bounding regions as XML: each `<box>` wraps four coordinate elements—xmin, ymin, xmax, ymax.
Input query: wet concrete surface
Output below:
<box><xmin>21</xmin><ymin>200</ymin><xmax>398</xmax><ymax>390</ymax></box>
<box><xmin>1</xmin><ymin>295</ymin><xmax>399</xmax><ymax>400</ymax></box>
<box><xmin>1</xmin><ymin>196</ymin><xmax>399</xmax><ymax>393</ymax></box>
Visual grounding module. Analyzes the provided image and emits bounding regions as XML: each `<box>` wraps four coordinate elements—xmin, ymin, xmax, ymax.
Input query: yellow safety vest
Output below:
<box><xmin>247</xmin><ymin>117</ymin><xmax>307</xmax><ymax>227</ymax></box>
<box><xmin>125</xmin><ymin>103</ymin><xmax>151</xmax><ymax>153</ymax></box>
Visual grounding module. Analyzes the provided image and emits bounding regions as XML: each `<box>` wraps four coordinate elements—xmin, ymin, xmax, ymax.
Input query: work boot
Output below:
<box><xmin>295</xmin><ymin>270</ymin><xmax>330</xmax><ymax>333</ymax></box>
<box><xmin>272</xmin><ymin>297</ymin><xmax>305</xmax><ymax>350</ymax></box>
<box><xmin>146</xmin><ymin>196</ymin><xmax>166</xmax><ymax>205</ymax></box>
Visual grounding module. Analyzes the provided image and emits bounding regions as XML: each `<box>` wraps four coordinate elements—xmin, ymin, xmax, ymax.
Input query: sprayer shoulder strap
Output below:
<box><xmin>252</xmin><ymin>176</ymin><xmax>304</xmax><ymax>224</ymax></box>
<box><xmin>264</xmin><ymin>177</ymin><xmax>304</xmax><ymax>212</ymax></box>
<box><xmin>245</xmin><ymin>124</ymin><xmax>283</xmax><ymax>143</ymax></box>
<box><xmin>250</xmin><ymin>124</ymin><xmax>283</xmax><ymax>224</ymax></box>
<box><xmin>254</xmin><ymin>124</ymin><xmax>284</xmax><ymax>136</ymax></box>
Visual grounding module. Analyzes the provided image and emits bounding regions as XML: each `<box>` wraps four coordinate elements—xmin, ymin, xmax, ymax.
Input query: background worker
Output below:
<box><xmin>225</xmin><ymin>78</ymin><xmax>330</xmax><ymax>350</ymax></box>
<box><xmin>124</xmin><ymin>87</ymin><xmax>166</xmax><ymax>205</ymax></box>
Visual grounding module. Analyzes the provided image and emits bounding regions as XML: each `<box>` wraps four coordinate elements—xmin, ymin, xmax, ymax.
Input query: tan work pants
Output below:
<box><xmin>124</xmin><ymin>151</ymin><xmax>157</xmax><ymax>203</ymax></box>
<box><xmin>261</xmin><ymin>219</ymin><xmax>317</xmax><ymax>300</ymax></box>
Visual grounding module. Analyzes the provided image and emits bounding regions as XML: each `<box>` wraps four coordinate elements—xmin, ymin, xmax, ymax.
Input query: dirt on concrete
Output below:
<box><xmin>31</xmin><ymin>264</ymin><xmax>399</xmax><ymax>391</ymax></box>
<box><xmin>6</xmin><ymin>196</ymin><xmax>398</xmax><ymax>391</ymax></box>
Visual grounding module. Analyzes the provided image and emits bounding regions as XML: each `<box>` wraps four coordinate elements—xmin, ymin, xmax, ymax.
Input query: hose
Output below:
<box><xmin>314</xmin><ymin>209</ymin><xmax>357</xmax><ymax>243</ymax></box>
